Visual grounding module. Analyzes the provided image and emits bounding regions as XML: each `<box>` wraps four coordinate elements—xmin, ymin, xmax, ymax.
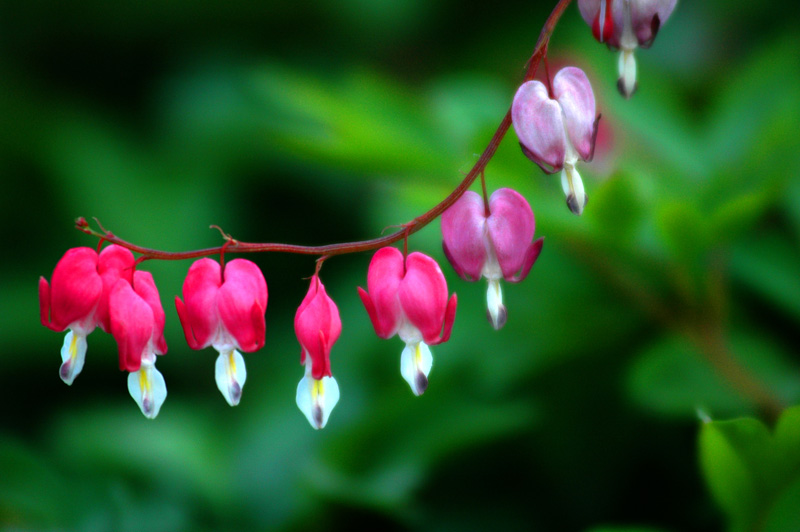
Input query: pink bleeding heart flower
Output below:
<box><xmin>109</xmin><ymin>271</ymin><xmax>168</xmax><ymax>419</ymax></box>
<box><xmin>294</xmin><ymin>274</ymin><xmax>341</xmax><ymax>429</ymax></box>
<box><xmin>578</xmin><ymin>0</ymin><xmax>677</xmax><ymax>97</ymax></box>
<box><xmin>175</xmin><ymin>258</ymin><xmax>267</xmax><ymax>406</ymax></box>
<box><xmin>358</xmin><ymin>247</ymin><xmax>457</xmax><ymax>396</ymax></box>
<box><xmin>512</xmin><ymin>66</ymin><xmax>597</xmax><ymax>215</ymax></box>
<box><xmin>442</xmin><ymin>188</ymin><xmax>543</xmax><ymax>329</ymax></box>
<box><xmin>39</xmin><ymin>245</ymin><xmax>134</xmax><ymax>385</ymax></box>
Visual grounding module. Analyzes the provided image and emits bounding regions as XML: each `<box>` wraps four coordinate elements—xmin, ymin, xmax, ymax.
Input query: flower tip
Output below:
<box><xmin>415</xmin><ymin>371</ymin><xmax>429</xmax><ymax>396</ymax></box>
<box><xmin>566</xmin><ymin>192</ymin><xmax>588</xmax><ymax>216</ymax></box>
<box><xmin>215</xmin><ymin>350</ymin><xmax>247</xmax><ymax>407</ymax></box>
<box><xmin>487</xmin><ymin>304</ymin><xmax>508</xmax><ymax>330</ymax></box>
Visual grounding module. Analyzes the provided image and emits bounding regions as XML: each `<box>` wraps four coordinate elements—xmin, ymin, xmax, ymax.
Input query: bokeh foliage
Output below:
<box><xmin>2</xmin><ymin>0</ymin><xmax>800</xmax><ymax>530</ymax></box>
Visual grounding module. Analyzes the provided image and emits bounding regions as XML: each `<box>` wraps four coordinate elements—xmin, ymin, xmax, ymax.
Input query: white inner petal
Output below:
<box><xmin>128</xmin><ymin>360</ymin><xmax>167</xmax><ymax>419</ymax></box>
<box><xmin>618</xmin><ymin>50</ymin><xmax>637</xmax><ymax>96</ymax></box>
<box><xmin>400</xmin><ymin>341</ymin><xmax>433</xmax><ymax>396</ymax></box>
<box><xmin>296</xmin><ymin>359</ymin><xmax>340</xmax><ymax>429</ymax></box>
<box><xmin>486</xmin><ymin>279</ymin><xmax>507</xmax><ymax>330</ymax></box>
<box><xmin>215</xmin><ymin>349</ymin><xmax>247</xmax><ymax>407</ymax></box>
<box><xmin>59</xmin><ymin>330</ymin><xmax>87</xmax><ymax>386</ymax></box>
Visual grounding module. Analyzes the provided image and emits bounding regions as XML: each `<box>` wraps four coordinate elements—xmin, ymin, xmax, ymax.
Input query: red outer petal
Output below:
<box><xmin>553</xmin><ymin>67</ymin><xmax>596</xmax><ymax>162</ymax></box>
<box><xmin>361</xmin><ymin>247</ymin><xmax>404</xmax><ymax>338</ymax></box>
<box><xmin>43</xmin><ymin>247</ymin><xmax>103</xmax><ymax>333</ymax></box>
<box><xmin>398</xmin><ymin>252</ymin><xmax>449</xmax><ymax>345</ymax></box>
<box><xmin>508</xmin><ymin>237</ymin><xmax>544</xmax><ymax>283</ymax></box>
<box><xmin>512</xmin><ymin>80</ymin><xmax>567</xmax><ymax>171</ymax></box>
<box><xmin>357</xmin><ymin>286</ymin><xmax>386</xmax><ymax>338</ymax></box>
<box><xmin>109</xmin><ymin>279</ymin><xmax>154</xmax><ymax>372</ymax></box>
<box><xmin>133</xmin><ymin>271</ymin><xmax>167</xmax><ymax>355</ymax></box>
<box><xmin>218</xmin><ymin>259</ymin><xmax>268</xmax><ymax>352</ymax></box>
<box><xmin>179</xmin><ymin>258</ymin><xmax>222</xmax><ymax>350</ymax></box>
<box><xmin>295</xmin><ymin>275</ymin><xmax>340</xmax><ymax>379</ymax></box>
<box><xmin>487</xmin><ymin>188</ymin><xmax>536</xmax><ymax>281</ymax></box>
<box><xmin>95</xmin><ymin>245</ymin><xmax>135</xmax><ymax>332</ymax></box>
<box><xmin>440</xmin><ymin>191</ymin><xmax>486</xmax><ymax>282</ymax></box>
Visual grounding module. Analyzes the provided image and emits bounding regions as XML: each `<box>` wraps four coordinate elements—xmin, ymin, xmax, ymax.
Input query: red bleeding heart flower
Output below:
<box><xmin>442</xmin><ymin>188</ymin><xmax>543</xmax><ymax>329</ymax></box>
<box><xmin>358</xmin><ymin>247</ymin><xmax>457</xmax><ymax>396</ymax></box>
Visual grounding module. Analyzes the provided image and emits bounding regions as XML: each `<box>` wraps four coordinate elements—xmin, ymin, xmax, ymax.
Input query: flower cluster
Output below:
<box><xmin>38</xmin><ymin>1</ymin><xmax>677</xmax><ymax>428</ymax></box>
<box><xmin>40</xmin><ymin>191</ymin><xmax>543</xmax><ymax>426</ymax></box>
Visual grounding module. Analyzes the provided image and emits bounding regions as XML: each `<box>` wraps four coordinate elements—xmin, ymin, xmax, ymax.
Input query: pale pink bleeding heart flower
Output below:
<box><xmin>512</xmin><ymin>66</ymin><xmax>597</xmax><ymax>215</ymax></box>
<box><xmin>175</xmin><ymin>258</ymin><xmax>267</xmax><ymax>406</ymax></box>
<box><xmin>358</xmin><ymin>247</ymin><xmax>457</xmax><ymax>396</ymax></box>
<box><xmin>294</xmin><ymin>274</ymin><xmax>341</xmax><ymax>429</ymax></box>
<box><xmin>109</xmin><ymin>271</ymin><xmax>168</xmax><ymax>419</ymax></box>
<box><xmin>578</xmin><ymin>0</ymin><xmax>677</xmax><ymax>97</ymax></box>
<box><xmin>442</xmin><ymin>188</ymin><xmax>543</xmax><ymax>329</ymax></box>
<box><xmin>39</xmin><ymin>245</ymin><xmax>134</xmax><ymax>385</ymax></box>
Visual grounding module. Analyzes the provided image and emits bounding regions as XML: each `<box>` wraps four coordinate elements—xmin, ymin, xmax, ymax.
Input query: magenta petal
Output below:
<box><xmin>179</xmin><ymin>258</ymin><xmax>222</xmax><ymax>350</ymax></box>
<box><xmin>508</xmin><ymin>237</ymin><xmax>544</xmax><ymax>283</ymax></box>
<box><xmin>631</xmin><ymin>0</ymin><xmax>676</xmax><ymax>45</ymax></box>
<box><xmin>553</xmin><ymin>67</ymin><xmax>596</xmax><ymax>162</ymax></box>
<box><xmin>358</xmin><ymin>287</ymin><xmax>388</xmax><ymax>339</ymax></box>
<box><xmin>44</xmin><ymin>247</ymin><xmax>103</xmax><ymax>333</ymax></box>
<box><xmin>441</xmin><ymin>191</ymin><xmax>486</xmax><ymax>282</ymax></box>
<box><xmin>218</xmin><ymin>259</ymin><xmax>268</xmax><ymax>352</ymax></box>
<box><xmin>109</xmin><ymin>279</ymin><xmax>153</xmax><ymax>372</ymax></box>
<box><xmin>133</xmin><ymin>271</ymin><xmax>167</xmax><ymax>355</ymax></box>
<box><xmin>295</xmin><ymin>276</ymin><xmax>340</xmax><ymax>380</ymax></box>
<box><xmin>362</xmin><ymin>247</ymin><xmax>404</xmax><ymax>338</ymax></box>
<box><xmin>487</xmin><ymin>188</ymin><xmax>536</xmax><ymax>280</ymax></box>
<box><xmin>431</xmin><ymin>293</ymin><xmax>457</xmax><ymax>345</ymax></box>
<box><xmin>512</xmin><ymin>80</ymin><xmax>566</xmax><ymax>171</ymax></box>
<box><xmin>175</xmin><ymin>296</ymin><xmax>201</xmax><ymax>350</ymax></box>
<box><xmin>398</xmin><ymin>252</ymin><xmax>449</xmax><ymax>345</ymax></box>
<box><xmin>95</xmin><ymin>245</ymin><xmax>135</xmax><ymax>333</ymax></box>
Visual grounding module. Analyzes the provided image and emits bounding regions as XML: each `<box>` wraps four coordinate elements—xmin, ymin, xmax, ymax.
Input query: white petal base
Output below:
<box><xmin>128</xmin><ymin>361</ymin><xmax>167</xmax><ymax>419</ymax></box>
<box><xmin>486</xmin><ymin>279</ymin><xmax>507</xmax><ymax>330</ymax></box>
<box><xmin>618</xmin><ymin>49</ymin><xmax>638</xmax><ymax>98</ymax></box>
<box><xmin>59</xmin><ymin>330</ymin><xmax>87</xmax><ymax>386</ymax></box>
<box><xmin>296</xmin><ymin>364</ymin><xmax>339</xmax><ymax>430</ymax></box>
<box><xmin>561</xmin><ymin>164</ymin><xmax>587</xmax><ymax>216</ymax></box>
<box><xmin>215</xmin><ymin>349</ymin><xmax>247</xmax><ymax>406</ymax></box>
<box><xmin>401</xmin><ymin>341</ymin><xmax>432</xmax><ymax>396</ymax></box>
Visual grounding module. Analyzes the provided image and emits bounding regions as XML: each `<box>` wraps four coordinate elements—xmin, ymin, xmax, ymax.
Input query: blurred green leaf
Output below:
<box><xmin>699</xmin><ymin>406</ymin><xmax>800</xmax><ymax>532</ymax></box>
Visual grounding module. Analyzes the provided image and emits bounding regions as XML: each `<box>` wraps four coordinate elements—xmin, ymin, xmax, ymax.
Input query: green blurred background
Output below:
<box><xmin>2</xmin><ymin>0</ymin><xmax>800</xmax><ymax>530</ymax></box>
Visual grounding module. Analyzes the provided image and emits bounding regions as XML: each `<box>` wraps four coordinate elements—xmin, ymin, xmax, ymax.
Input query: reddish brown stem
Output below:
<box><xmin>76</xmin><ymin>0</ymin><xmax>574</xmax><ymax>262</ymax></box>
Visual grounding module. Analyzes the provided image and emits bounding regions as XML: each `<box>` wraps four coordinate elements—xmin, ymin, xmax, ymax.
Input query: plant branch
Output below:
<box><xmin>75</xmin><ymin>0</ymin><xmax>574</xmax><ymax>262</ymax></box>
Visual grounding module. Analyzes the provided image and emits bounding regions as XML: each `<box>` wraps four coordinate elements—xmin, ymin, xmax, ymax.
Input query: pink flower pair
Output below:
<box><xmin>39</xmin><ymin>245</ymin><xmax>168</xmax><ymax>418</ymax></box>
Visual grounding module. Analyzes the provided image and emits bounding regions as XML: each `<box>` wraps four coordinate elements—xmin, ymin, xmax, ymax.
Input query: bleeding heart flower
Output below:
<box><xmin>578</xmin><ymin>0</ymin><xmax>677</xmax><ymax>97</ymax></box>
<box><xmin>294</xmin><ymin>274</ymin><xmax>341</xmax><ymax>429</ymax></box>
<box><xmin>109</xmin><ymin>271</ymin><xmax>168</xmax><ymax>419</ymax></box>
<box><xmin>358</xmin><ymin>247</ymin><xmax>457</xmax><ymax>396</ymax></box>
<box><xmin>39</xmin><ymin>245</ymin><xmax>134</xmax><ymax>385</ymax></box>
<box><xmin>175</xmin><ymin>258</ymin><xmax>267</xmax><ymax>406</ymax></box>
<box><xmin>512</xmin><ymin>66</ymin><xmax>597</xmax><ymax>215</ymax></box>
<box><xmin>442</xmin><ymin>188</ymin><xmax>543</xmax><ymax>329</ymax></box>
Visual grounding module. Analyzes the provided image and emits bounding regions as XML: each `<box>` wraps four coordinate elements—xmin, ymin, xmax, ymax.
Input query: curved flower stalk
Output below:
<box><xmin>358</xmin><ymin>247</ymin><xmax>457</xmax><ymax>396</ymax></box>
<box><xmin>442</xmin><ymin>188</ymin><xmax>543</xmax><ymax>329</ymax></box>
<box><xmin>512</xmin><ymin>66</ymin><xmax>598</xmax><ymax>215</ymax></box>
<box><xmin>294</xmin><ymin>274</ymin><xmax>342</xmax><ymax>429</ymax></box>
<box><xmin>109</xmin><ymin>271</ymin><xmax>168</xmax><ymax>419</ymax></box>
<box><xmin>39</xmin><ymin>245</ymin><xmax>134</xmax><ymax>385</ymax></box>
<box><xmin>578</xmin><ymin>0</ymin><xmax>677</xmax><ymax>97</ymax></box>
<box><xmin>175</xmin><ymin>258</ymin><xmax>268</xmax><ymax>406</ymax></box>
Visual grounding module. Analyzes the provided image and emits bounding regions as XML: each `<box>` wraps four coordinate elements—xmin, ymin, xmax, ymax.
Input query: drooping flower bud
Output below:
<box><xmin>39</xmin><ymin>245</ymin><xmax>134</xmax><ymax>385</ymax></box>
<box><xmin>175</xmin><ymin>258</ymin><xmax>267</xmax><ymax>406</ymax></box>
<box><xmin>578</xmin><ymin>0</ymin><xmax>677</xmax><ymax>97</ymax></box>
<box><xmin>358</xmin><ymin>247</ymin><xmax>457</xmax><ymax>396</ymax></box>
<box><xmin>109</xmin><ymin>271</ymin><xmax>168</xmax><ymax>419</ymax></box>
<box><xmin>442</xmin><ymin>188</ymin><xmax>543</xmax><ymax>329</ymax></box>
<box><xmin>512</xmin><ymin>67</ymin><xmax>597</xmax><ymax>215</ymax></box>
<box><xmin>294</xmin><ymin>274</ymin><xmax>341</xmax><ymax>429</ymax></box>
